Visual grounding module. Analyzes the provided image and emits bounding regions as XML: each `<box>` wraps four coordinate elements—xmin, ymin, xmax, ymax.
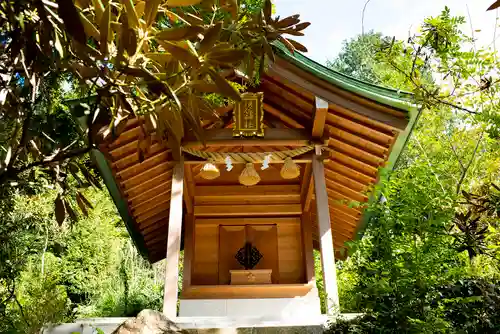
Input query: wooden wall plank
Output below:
<box><xmin>192</xmin><ymin>223</ymin><xmax>219</xmax><ymax>285</ymax></box>
<box><xmin>182</xmin><ymin>284</ymin><xmax>313</xmax><ymax>299</ymax></box>
<box><xmin>218</xmin><ymin>226</ymin><xmax>246</xmax><ymax>285</ymax></box>
<box><xmin>194</xmin><ymin>204</ymin><xmax>302</xmax><ymax>217</ymax></box>
<box><xmin>277</xmin><ymin>220</ymin><xmax>304</xmax><ymax>284</ymax></box>
<box><xmin>301</xmin><ymin>213</ymin><xmax>315</xmax><ymax>285</ymax></box>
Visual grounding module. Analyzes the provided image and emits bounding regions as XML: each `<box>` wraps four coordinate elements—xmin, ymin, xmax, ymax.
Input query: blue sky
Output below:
<box><xmin>274</xmin><ymin>0</ymin><xmax>499</xmax><ymax>63</ymax></box>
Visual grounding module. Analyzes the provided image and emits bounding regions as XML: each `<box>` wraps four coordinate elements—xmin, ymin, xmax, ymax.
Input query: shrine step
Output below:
<box><xmin>43</xmin><ymin>314</ymin><xmax>363</xmax><ymax>333</ymax></box>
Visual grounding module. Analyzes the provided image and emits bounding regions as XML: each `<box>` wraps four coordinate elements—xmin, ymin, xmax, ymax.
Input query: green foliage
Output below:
<box><xmin>328</xmin><ymin>7</ymin><xmax>500</xmax><ymax>334</ymax></box>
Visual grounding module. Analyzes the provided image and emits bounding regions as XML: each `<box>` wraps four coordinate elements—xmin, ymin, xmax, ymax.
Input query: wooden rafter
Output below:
<box><xmin>312</xmin><ymin>96</ymin><xmax>328</xmax><ymax>139</ymax></box>
<box><xmin>268</xmin><ymin>60</ymin><xmax>408</xmax><ymax>131</ymax></box>
<box><xmin>182</xmin><ymin>128</ymin><xmax>312</xmax><ymax>148</ymax></box>
<box><xmin>263</xmin><ymin>103</ymin><xmax>305</xmax><ymax>129</ymax></box>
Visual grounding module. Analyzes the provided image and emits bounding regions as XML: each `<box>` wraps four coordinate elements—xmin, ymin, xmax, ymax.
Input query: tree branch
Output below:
<box><xmin>456</xmin><ymin>131</ymin><xmax>484</xmax><ymax>194</ymax></box>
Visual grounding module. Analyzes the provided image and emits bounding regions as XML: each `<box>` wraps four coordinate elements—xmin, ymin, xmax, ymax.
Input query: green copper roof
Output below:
<box><xmin>273</xmin><ymin>42</ymin><xmax>415</xmax><ymax>113</ymax></box>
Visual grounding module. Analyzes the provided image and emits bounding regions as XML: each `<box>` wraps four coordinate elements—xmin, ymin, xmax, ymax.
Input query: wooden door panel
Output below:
<box><xmin>247</xmin><ymin>225</ymin><xmax>279</xmax><ymax>283</ymax></box>
<box><xmin>218</xmin><ymin>226</ymin><xmax>246</xmax><ymax>284</ymax></box>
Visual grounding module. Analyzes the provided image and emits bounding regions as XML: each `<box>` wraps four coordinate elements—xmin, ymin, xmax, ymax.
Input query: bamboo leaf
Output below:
<box><xmin>100</xmin><ymin>3</ymin><xmax>111</xmax><ymax>55</ymax></box>
<box><xmin>199</xmin><ymin>23</ymin><xmax>222</xmax><ymax>55</ymax></box>
<box><xmin>208</xmin><ymin>68</ymin><xmax>241</xmax><ymax>101</ymax></box>
<box><xmin>58</xmin><ymin>0</ymin><xmax>87</xmax><ymax>45</ymax></box>
<box><xmin>55</xmin><ymin>195</ymin><xmax>66</xmax><ymax>226</ymax></box>
<box><xmin>166</xmin><ymin>0</ymin><xmax>203</xmax><ymax>6</ymax></box>
<box><xmin>122</xmin><ymin>0</ymin><xmax>140</xmax><ymax>29</ymax></box>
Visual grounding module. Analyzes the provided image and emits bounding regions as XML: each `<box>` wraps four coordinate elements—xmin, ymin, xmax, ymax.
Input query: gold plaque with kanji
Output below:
<box><xmin>233</xmin><ymin>92</ymin><xmax>264</xmax><ymax>137</ymax></box>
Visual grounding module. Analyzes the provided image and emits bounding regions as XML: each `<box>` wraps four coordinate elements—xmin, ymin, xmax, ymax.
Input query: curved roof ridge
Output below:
<box><xmin>272</xmin><ymin>42</ymin><xmax>415</xmax><ymax>113</ymax></box>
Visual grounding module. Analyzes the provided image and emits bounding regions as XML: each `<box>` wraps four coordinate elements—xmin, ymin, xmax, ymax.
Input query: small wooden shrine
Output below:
<box><xmin>93</xmin><ymin>44</ymin><xmax>417</xmax><ymax>320</ymax></box>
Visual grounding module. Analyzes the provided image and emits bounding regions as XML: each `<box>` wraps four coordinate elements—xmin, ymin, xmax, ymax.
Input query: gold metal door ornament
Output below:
<box><xmin>233</xmin><ymin>92</ymin><xmax>264</xmax><ymax>137</ymax></box>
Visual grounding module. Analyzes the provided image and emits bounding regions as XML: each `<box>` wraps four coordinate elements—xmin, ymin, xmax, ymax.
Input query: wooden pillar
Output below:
<box><xmin>312</xmin><ymin>155</ymin><xmax>339</xmax><ymax>314</ymax></box>
<box><xmin>162</xmin><ymin>162</ymin><xmax>184</xmax><ymax>318</ymax></box>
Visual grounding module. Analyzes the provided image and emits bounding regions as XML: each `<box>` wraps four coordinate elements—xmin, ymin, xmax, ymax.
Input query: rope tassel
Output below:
<box><xmin>239</xmin><ymin>163</ymin><xmax>261</xmax><ymax>186</ymax></box>
<box><xmin>200</xmin><ymin>159</ymin><xmax>220</xmax><ymax>180</ymax></box>
<box><xmin>280</xmin><ymin>157</ymin><xmax>300</xmax><ymax>179</ymax></box>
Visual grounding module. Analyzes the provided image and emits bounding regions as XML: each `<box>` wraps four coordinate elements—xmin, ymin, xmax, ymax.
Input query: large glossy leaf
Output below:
<box><xmin>156</xmin><ymin>26</ymin><xmax>203</xmax><ymax>41</ymax></box>
<box><xmin>158</xmin><ymin>41</ymin><xmax>200</xmax><ymax>67</ymax></box>
<box><xmin>91</xmin><ymin>0</ymin><xmax>105</xmax><ymax>22</ymax></box>
<box><xmin>122</xmin><ymin>0</ymin><xmax>140</xmax><ymax>29</ymax></box>
<box><xmin>206</xmin><ymin>48</ymin><xmax>247</xmax><ymax>65</ymax></box>
<box><xmin>58</xmin><ymin>0</ymin><xmax>87</xmax><ymax>45</ymax></box>
<box><xmin>208</xmin><ymin>68</ymin><xmax>241</xmax><ymax>101</ymax></box>
<box><xmin>286</xmin><ymin>38</ymin><xmax>308</xmax><ymax>52</ymax></box>
<box><xmin>199</xmin><ymin>23</ymin><xmax>222</xmax><ymax>55</ymax></box>
<box><xmin>80</xmin><ymin>13</ymin><xmax>100</xmax><ymax>40</ymax></box>
<box><xmin>145</xmin><ymin>0</ymin><xmax>162</xmax><ymax>28</ymax></box>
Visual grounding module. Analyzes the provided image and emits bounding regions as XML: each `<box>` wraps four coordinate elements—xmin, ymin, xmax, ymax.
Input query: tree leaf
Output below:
<box><xmin>135</xmin><ymin>1</ymin><xmax>146</xmax><ymax>18</ymax></box>
<box><xmin>286</xmin><ymin>38</ymin><xmax>308</xmax><ymax>52</ymax></box>
<box><xmin>156</xmin><ymin>26</ymin><xmax>203</xmax><ymax>41</ymax></box>
<box><xmin>487</xmin><ymin>0</ymin><xmax>500</xmax><ymax>10</ymax></box>
<box><xmin>55</xmin><ymin>195</ymin><xmax>66</xmax><ymax>226</ymax></box>
<box><xmin>145</xmin><ymin>0</ymin><xmax>162</xmax><ymax>28</ymax></box>
<box><xmin>199</xmin><ymin>23</ymin><xmax>222</xmax><ymax>55</ymax></box>
<box><xmin>65</xmin><ymin>201</ymin><xmax>79</xmax><ymax>222</ymax></box>
<box><xmin>76</xmin><ymin>192</ymin><xmax>89</xmax><ymax>217</ymax></box>
<box><xmin>263</xmin><ymin>0</ymin><xmax>272</xmax><ymax>21</ymax></box>
<box><xmin>208</xmin><ymin>68</ymin><xmax>241</xmax><ymax>101</ymax></box>
<box><xmin>122</xmin><ymin>0</ymin><xmax>140</xmax><ymax>29</ymax></box>
<box><xmin>100</xmin><ymin>3</ymin><xmax>111</xmax><ymax>55</ymax></box>
<box><xmin>293</xmin><ymin>22</ymin><xmax>311</xmax><ymax>31</ymax></box>
<box><xmin>58</xmin><ymin>0</ymin><xmax>87</xmax><ymax>45</ymax></box>
<box><xmin>166</xmin><ymin>0</ymin><xmax>203</xmax><ymax>7</ymax></box>
<box><xmin>274</xmin><ymin>14</ymin><xmax>300</xmax><ymax>29</ymax></box>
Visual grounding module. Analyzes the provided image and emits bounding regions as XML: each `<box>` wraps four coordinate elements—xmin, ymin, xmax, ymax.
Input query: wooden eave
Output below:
<box><xmin>94</xmin><ymin>51</ymin><xmax>418</xmax><ymax>263</ymax></box>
